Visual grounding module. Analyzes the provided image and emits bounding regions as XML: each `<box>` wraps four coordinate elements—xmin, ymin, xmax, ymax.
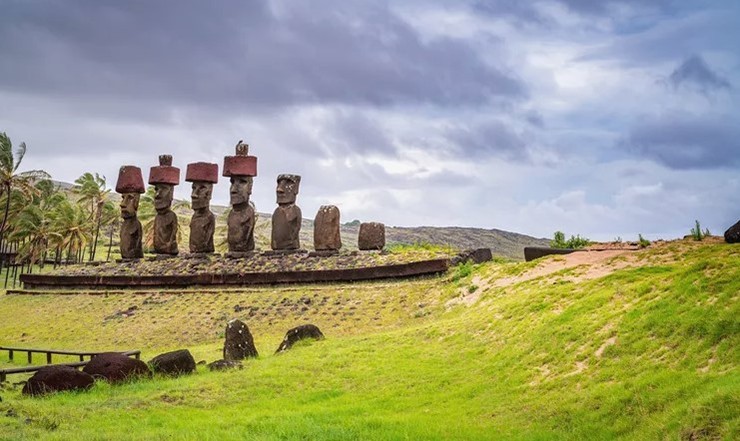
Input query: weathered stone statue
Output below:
<box><xmin>358</xmin><ymin>222</ymin><xmax>386</xmax><ymax>250</ymax></box>
<box><xmin>185</xmin><ymin>162</ymin><xmax>218</xmax><ymax>254</ymax></box>
<box><xmin>148</xmin><ymin>155</ymin><xmax>180</xmax><ymax>255</ymax></box>
<box><xmin>271</xmin><ymin>174</ymin><xmax>302</xmax><ymax>250</ymax></box>
<box><xmin>314</xmin><ymin>205</ymin><xmax>342</xmax><ymax>252</ymax></box>
<box><xmin>223</xmin><ymin>141</ymin><xmax>258</xmax><ymax>253</ymax></box>
<box><xmin>115</xmin><ymin>165</ymin><xmax>145</xmax><ymax>259</ymax></box>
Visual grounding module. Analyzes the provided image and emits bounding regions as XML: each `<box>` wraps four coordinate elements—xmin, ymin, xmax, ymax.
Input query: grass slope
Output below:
<box><xmin>0</xmin><ymin>240</ymin><xmax>738</xmax><ymax>440</ymax></box>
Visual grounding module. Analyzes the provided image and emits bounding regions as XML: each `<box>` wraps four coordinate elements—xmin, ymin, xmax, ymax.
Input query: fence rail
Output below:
<box><xmin>0</xmin><ymin>347</ymin><xmax>141</xmax><ymax>382</ymax></box>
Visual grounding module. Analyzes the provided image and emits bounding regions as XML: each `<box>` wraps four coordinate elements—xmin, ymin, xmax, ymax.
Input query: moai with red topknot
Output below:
<box><xmin>223</xmin><ymin>140</ymin><xmax>258</xmax><ymax>255</ymax></box>
<box><xmin>115</xmin><ymin>166</ymin><xmax>146</xmax><ymax>259</ymax></box>
<box><xmin>271</xmin><ymin>174</ymin><xmax>302</xmax><ymax>250</ymax></box>
<box><xmin>185</xmin><ymin>162</ymin><xmax>219</xmax><ymax>254</ymax></box>
<box><xmin>148</xmin><ymin>155</ymin><xmax>180</xmax><ymax>255</ymax></box>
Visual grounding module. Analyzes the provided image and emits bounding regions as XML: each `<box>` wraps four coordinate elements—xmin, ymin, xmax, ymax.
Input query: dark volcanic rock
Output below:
<box><xmin>82</xmin><ymin>352</ymin><xmax>151</xmax><ymax>383</ymax></box>
<box><xmin>22</xmin><ymin>365</ymin><xmax>94</xmax><ymax>396</ymax></box>
<box><xmin>452</xmin><ymin>248</ymin><xmax>493</xmax><ymax>265</ymax></box>
<box><xmin>358</xmin><ymin>222</ymin><xmax>385</xmax><ymax>250</ymax></box>
<box><xmin>523</xmin><ymin>246</ymin><xmax>575</xmax><ymax>262</ymax></box>
<box><xmin>207</xmin><ymin>359</ymin><xmax>243</xmax><ymax>371</ymax></box>
<box><xmin>149</xmin><ymin>349</ymin><xmax>196</xmax><ymax>376</ymax></box>
<box><xmin>314</xmin><ymin>205</ymin><xmax>342</xmax><ymax>251</ymax></box>
<box><xmin>223</xmin><ymin>319</ymin><xmax>258</xmax><ymax>360</ymax></box>
<box><xmin>276</xmin><ymin>324</ymin><xmax>325</xmax><ymax>353</ymax></box>
<box><xmin>724</xmin><ymin>220</ymin><xmax>740</xmax><ymax>244</ymax></box>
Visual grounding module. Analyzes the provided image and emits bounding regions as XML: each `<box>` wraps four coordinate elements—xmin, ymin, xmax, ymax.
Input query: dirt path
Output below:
<box><xmin>493</xmin><ymin>249</ymin><xmax>639</xmax><ymax>288</ymax></box>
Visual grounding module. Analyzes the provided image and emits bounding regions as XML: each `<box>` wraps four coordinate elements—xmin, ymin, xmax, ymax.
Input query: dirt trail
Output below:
<box><xmin>494</xmin><ymin>249</ymin><xmax>638</xmax><ymax>288</ymax></box>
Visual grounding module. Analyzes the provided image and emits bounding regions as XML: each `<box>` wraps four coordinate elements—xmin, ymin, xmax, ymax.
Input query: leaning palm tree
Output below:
<box><xmin>51</xmin><ymin>199</ymin><xmax>93</xmax><ymax>263</ymax></box>
<box><xmin>0</xmin><ymin>132</ymin><xmax>50</xmax><ymax>256</ymax></box>
<box><xmin>73</xmin><ymin>172</ymin><xmax>110</xmax><ymax>261</ymax></box>
<box><xmin>8</xmin><ymin>181</ymin><xmax>65</xmax><ymax>267</ymax></box>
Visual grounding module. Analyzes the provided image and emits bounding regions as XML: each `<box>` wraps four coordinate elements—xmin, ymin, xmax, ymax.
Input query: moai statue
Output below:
<box><xmin>185</xmin><ymin>162</ymin><xmax>219</xmax><ymax>254</ymax></box>
<box><xmin>358</xmin><ymin>222</ymin><xmax>386</xmax><ymax>250</ymax></box>
<box><xmin>313</xmin><ymin>205</ymin><xmax>342</xmax><ymax>252</ymax></box>
<box><xmin>223</xmin><ymin>141</ymin><xmax>258</xmax><ymax>254</ymax></box>
<box><xmin>271</xmin><ymin>174</ymin><xmax>302</xmax><ymax>250</ymax></box>
<box><xmin>148</xmin><ymin>155</ymin><xmax>180</xmax><ymax>255</ymax></box>
<box><xmin>115</xmin><ymin>165</ymin><xmax>145</xmax><ymax>259</ymax></box>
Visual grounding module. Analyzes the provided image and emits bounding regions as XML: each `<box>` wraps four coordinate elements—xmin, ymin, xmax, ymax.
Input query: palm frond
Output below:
<box><xmin>13</xmin><ymin>142</ymin><xmax>27</xmax><ymax>172</ymax></box>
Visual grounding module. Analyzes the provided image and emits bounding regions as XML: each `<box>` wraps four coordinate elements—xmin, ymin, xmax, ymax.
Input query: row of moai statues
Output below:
<box><xmin>115</xmin><ymin>141</ymin><xmax>386</xmax><ymax>259</ymax></box>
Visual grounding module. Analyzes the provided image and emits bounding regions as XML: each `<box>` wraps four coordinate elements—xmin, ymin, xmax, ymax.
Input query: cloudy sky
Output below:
<box><xmin>1</xmin><ymin>0</ymin><xmax>738</xmax><ymax>240</ymax></box>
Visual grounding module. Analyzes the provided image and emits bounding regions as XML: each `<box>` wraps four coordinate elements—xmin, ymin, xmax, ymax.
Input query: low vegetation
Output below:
<box><xmin>550</xmin><ymin>230</ymin><xmax>590</xmax><ymax>249</ymax></box>
<box><xmin>0</xmin><ymin>239</ymin><xmax>737</xmax><ymax>440</ymax></box>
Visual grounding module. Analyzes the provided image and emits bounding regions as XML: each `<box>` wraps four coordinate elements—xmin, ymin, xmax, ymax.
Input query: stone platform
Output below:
<box><xmin>19</xmin><ymin>252</ymin><xmax>450</xmax><ymax>290</ymax></box>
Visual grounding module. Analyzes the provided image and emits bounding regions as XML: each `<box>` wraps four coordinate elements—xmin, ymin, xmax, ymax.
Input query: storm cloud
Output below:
<box><xmin>0</xmin><ymin>0</ymin><xmax>738</xmax><ymax>240</ymax></box>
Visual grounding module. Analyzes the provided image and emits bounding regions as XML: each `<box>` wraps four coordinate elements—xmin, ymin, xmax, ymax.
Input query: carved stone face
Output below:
<box><xmin>120</xmin><ymin>193</ymin><xmax>140</xmax><ymax>219</ymax></box>
<box><xmin>191</xmin><ymin>181</ymin><xmax>213</xmax><ymax>211</ymax></box>
<box><xmin>230</xmin><ymin>176</ymin><xmax>253</xmax><ymax>206</ymax></box>
<box><xmin>276</xmin><ymin>178</ymin><xmax>298</xmax><ymax>205</ymax></box>
<box><xmin>154</xmin><ymin>184</ymin><xmax>174</xmax><ymax>211</ymax></box>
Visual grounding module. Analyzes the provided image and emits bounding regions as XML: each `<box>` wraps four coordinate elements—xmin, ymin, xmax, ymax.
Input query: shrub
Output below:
<box><xmin>638</xmin><ymin>234</ymin><xmax>650</xmax><ymax>248</ymax></box>
<box><xmin>551</xmin><ymin>231</ymin><xmax>590</xmax><ymax>249</ymax></box>
<box><xmin>691</xmin><ymin>220</ymin><xmax>705</xmax><ymax>241</ymax></box>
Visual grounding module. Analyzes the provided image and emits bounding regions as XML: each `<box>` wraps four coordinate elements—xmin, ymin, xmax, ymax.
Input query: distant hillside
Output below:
<box><xmin>53</xmin><ymin>181</ymin><xmax>548</xmax><ymax>259</ymax></box>
<box><xmin>249</xmin><ymin>212</ymin><xmax>548</xmax><ymax>260</ymax></box>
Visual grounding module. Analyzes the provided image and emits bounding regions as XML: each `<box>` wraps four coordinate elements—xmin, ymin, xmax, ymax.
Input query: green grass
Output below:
<box><xmin>0</xmin><ymin>241</ymin><xmax>738</xmax><ymax>440</ymax></box>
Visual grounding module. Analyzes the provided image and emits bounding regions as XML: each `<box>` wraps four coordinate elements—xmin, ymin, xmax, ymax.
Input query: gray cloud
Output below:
<box><xmin>668</xmin><ymin>55</ymin><xmax>731</xmax><ymax>92</ymax></box>
<box><xmin>622</xmin><ymin>113</ymin><xmax>740</xmax><ymax>169</ymax></box>
<box><xmin>0</xmin><ymin>0</ymin><xmax>524</xmax><ymax>117</ymax></box>
<box><xmin>446</xmin><ymin>120</ymin><xmax>529</xmax><ymax>161</ymax></box>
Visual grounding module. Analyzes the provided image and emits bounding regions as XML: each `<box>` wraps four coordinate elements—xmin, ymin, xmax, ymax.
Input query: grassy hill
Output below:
<box><xmin>0</xmin><ymin>239</ymin><xmax>737</xmax><ymax>440</ymax></box>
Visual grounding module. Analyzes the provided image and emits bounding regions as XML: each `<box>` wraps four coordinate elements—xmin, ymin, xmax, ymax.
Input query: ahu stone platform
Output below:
<box><xmin>19</xmin><ymin>252</ymin><xmax>450</xmax><ymax>290</ymax></box>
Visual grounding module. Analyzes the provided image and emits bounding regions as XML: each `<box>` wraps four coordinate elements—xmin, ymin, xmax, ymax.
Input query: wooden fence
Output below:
<box><xmin>0</xmin><ymin>347</ymin><xmax>141</xmax><ymax>382</ymax></box>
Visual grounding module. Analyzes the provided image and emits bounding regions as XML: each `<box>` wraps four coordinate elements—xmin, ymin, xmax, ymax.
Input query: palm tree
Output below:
<box><xmin>0</xmin><ymin>132</ymin><xmax>50</xmax><ymax>257</ymax></box>
<box><xmin>73</xmin><ymin>172</ymin><xmax>110</xmax><ymax>261</ymax></box>
<box><xmin>50</xmin><ymin>199</ymin><xmax>93</xmax><ymax>263</ymax></box>
<box><xmin>8</xmin><ymin>180</ymin><xmax>65</xmax><ymax>267</ymax></box>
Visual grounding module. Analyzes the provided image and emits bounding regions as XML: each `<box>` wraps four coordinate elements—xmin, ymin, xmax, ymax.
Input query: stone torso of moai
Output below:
<box><xmin>314</xmin><ymin>205</ymin><xmax>342</xmax><ymax>252</ymax></box>
<box><xmin>148</xmin><ymin>155</ymin><xmax>180</xmax><ymax>255</ymax></box>
<box><xmin>186</xmin><ymin>162</ymin><xmax>219</xmax><ymax>254</ymax></box>
<box><xmin>116</xmin><ymin>165</ymin><xmax>146</xmax><ymax>259</ymax></box>
<box><xmin>271</xmin><ymin>174</ymin><xmax>302</xmax><ymax>250</ymax></box>
<box><xmin>224</xmin><ymin>141</ymin><xmax>258</xmax><ymax>253</ymax></box>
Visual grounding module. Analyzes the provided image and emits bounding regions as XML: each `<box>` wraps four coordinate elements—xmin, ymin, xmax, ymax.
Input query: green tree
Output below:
<box><xmin>9</xmin><ymin>185</ymin><xmax>65</xmax><ymax>266</ymax></box>
<box><xmin>51</xmin><ymin>198</ymin><xmax>93</xmax><ymax>263</ymax></box>
<box><xmin>0</xmin><ymin>132</ymin><xmax>50</xmax><ymax>254</ymax></box>
<box><xmin>73</xmin><ymin>172</ymin><xmax>111</xmax><ymax>261</ymax></box>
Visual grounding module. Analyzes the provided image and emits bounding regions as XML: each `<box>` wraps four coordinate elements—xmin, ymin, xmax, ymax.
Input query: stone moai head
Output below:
<box><xmin>115</xmin><ymin>165</ymin><xmax>145</xmax><ymax>218</ymax></box>
<box><xmin>148</xmin><ymin>155</ymin><xmax>180</xmax><ymax>212</ymax></box>
<box><xmin>223</xmin><ymin>141</ymin><xmax>258</xmax><ymax>207</ymax></box>
<box><xmin>276</xmin><ymin>174</ymin><xmax>301</xmax><ymax>206</ymax></box>
<box><xmin>186</xmin><ymin>162</ymin><xmax>218</xmax><ymax>211</ymax></box>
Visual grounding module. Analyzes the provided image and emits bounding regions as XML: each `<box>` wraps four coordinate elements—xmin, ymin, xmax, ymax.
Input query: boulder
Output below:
<box><xmin>452</xmin><ymin>248</ymin><xmax>493</xmax><ymax>265</ymax></box>
<box><xmin>724</xmin><ymin>220</ymin><xmax>740</xmax><ymax>244</ymax></box>
<box><xmin>207</xmin><ymin>359</ymin><xmax>243</xmax><ymax>371</ymax></box>
<box><xmin>276</xmin><ymin>324</ymin><xmax>325</xmax><ymax>353</ymax></box>
<box><xmin>358</xmin><ymin>222</ymin><xmax>385</xmax><ymax>250</ymax></box>
<box><xmin>223</xmin><ymin>319</ymin><xmax>259</xmax><ymax>360</ymax></box>
<box><xmin>149</xmin><ymin>349</ymin><xmax>196</xmax><ymax>376</ymax></box>
<box><xmin>22</xmin><ymin>365</ymin><xmax>94</xmax><ymax>396</ymax></box>
<box><xmin>82</xmin><ymin>352</ymin><xmax>151</xmax><ymax>383</ymax></box>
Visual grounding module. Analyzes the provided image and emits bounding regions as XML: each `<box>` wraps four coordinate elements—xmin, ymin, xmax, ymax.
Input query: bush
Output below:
<box><xmin>638</xmin><ymin>234</ymin><xmax>650</xmax><ymax>248</ymax></box>
<box><xmin>691</xmin><ymin>220</ymin><xmax>706</xmax><ymax>241</ymax></box>
<box><xmin>551</xmin><ymin>231</ymin><xmax>590</xmax><ymax>249</ymax></box>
